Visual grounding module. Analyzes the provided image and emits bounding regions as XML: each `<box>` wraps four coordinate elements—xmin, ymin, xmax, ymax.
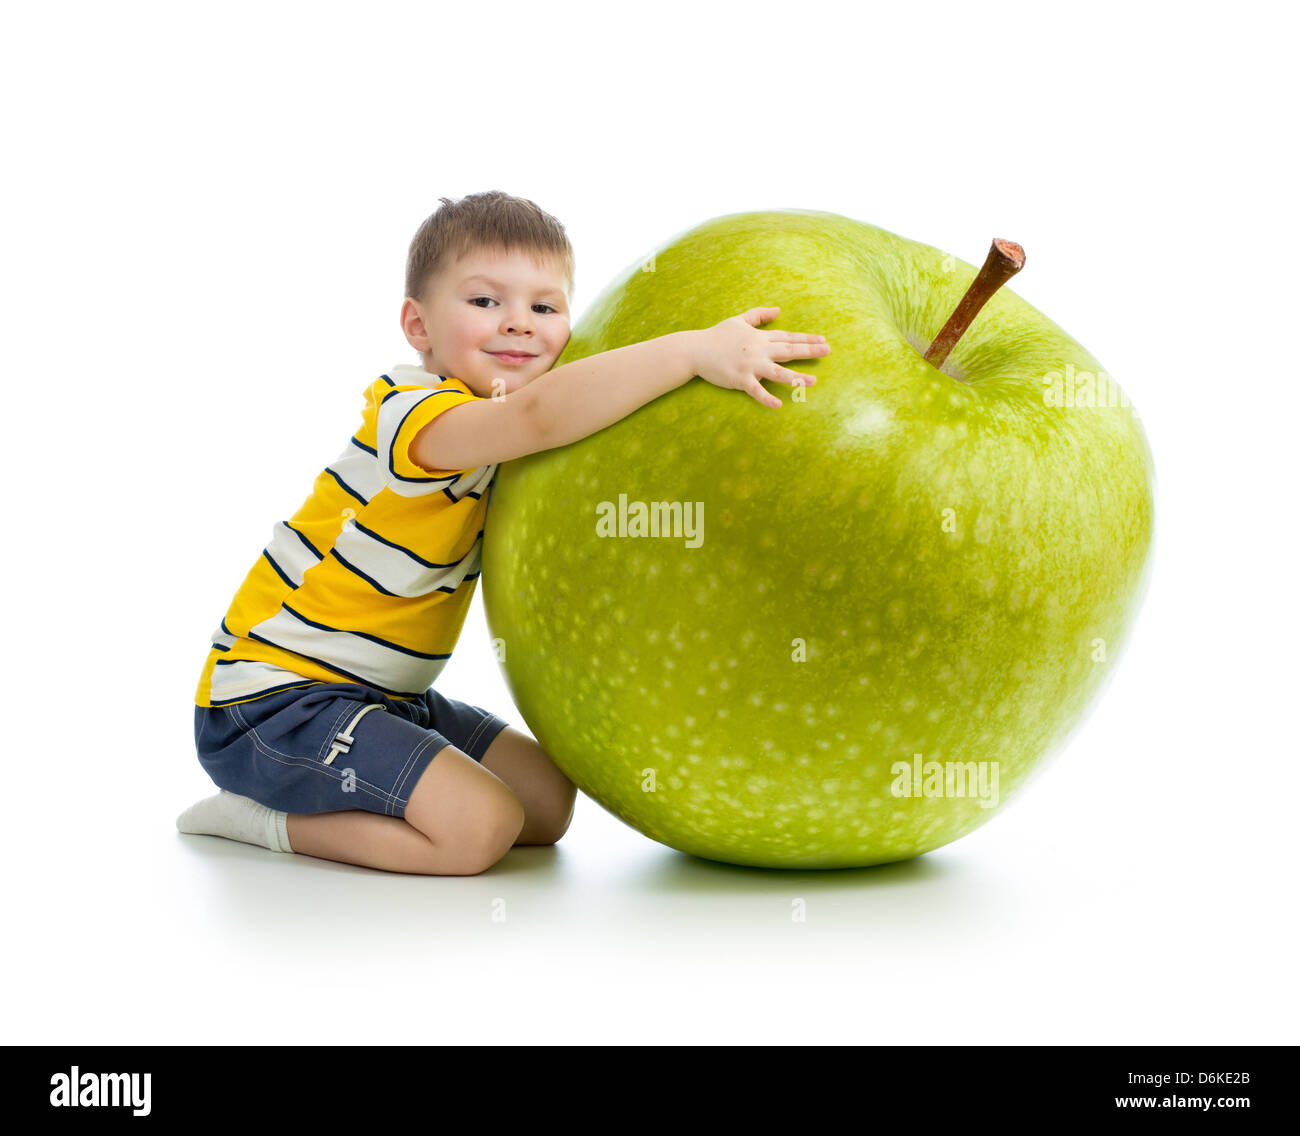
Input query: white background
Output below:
<box><xmin>3</xmin><ymin>0</ymin><xmax>1296</xmax><ymax>1045</ymax></box>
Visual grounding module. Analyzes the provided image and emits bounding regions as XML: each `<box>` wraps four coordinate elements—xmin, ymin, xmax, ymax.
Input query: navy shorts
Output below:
<box><xmin>193</xmin><ymin>681</ymin><xmax>511</xmax><ymax>819</ymax></box>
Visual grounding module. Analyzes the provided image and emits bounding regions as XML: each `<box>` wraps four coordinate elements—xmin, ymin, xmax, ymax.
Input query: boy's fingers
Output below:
<box><xmin>757</xmin><ymin>362</ymin><xmax>815</xmax><ymax>387</ymax></box>
<box><xmin>769</xmin><ymin>341</ymin><xmax>830</xmax><ymax>361</ymax></box>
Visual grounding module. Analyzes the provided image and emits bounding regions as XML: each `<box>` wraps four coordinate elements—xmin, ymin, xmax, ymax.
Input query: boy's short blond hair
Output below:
<box><xmin>405</xmin><ymin>190</ymin><xmax>575</xmax><ymax>306</ymax></box>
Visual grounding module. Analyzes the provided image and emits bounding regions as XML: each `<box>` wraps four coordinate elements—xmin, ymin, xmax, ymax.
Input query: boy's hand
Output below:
<box><xmin>687</xmin><ymin>306</ymin><xmax>829</xmax><ymax>409</ymax></box>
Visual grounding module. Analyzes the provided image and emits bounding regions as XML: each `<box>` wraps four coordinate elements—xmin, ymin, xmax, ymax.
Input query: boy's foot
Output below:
<box><xmin>176</xmin><ymin>790</ymin><xmax>293</xmax><ymax>853</ymax></box>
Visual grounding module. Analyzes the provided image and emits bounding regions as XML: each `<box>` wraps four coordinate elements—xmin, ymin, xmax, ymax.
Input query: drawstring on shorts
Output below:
<box><xmin>323</xmin><ymin>702</ymin><xmax>387</xmax><ymax>766</ymax></box>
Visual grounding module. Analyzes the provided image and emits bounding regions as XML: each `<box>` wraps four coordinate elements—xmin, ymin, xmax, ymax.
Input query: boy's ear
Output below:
<box><xmin>399</xmin><ymin>298</ymin><xmax>430</xmax><ymax>350</ymax></box>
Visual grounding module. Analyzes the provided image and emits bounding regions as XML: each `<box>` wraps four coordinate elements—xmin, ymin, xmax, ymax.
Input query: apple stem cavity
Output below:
<box><xmin>924</xmin><ymin>238</ymin><xmax>1026</xmax><ymax>372</ymax></box>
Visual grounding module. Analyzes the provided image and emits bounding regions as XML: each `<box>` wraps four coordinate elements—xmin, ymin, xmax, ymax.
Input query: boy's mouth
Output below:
<box><xmin>487</xmin><ymin>350</ymin><xmax>537</xmax><ymax>366</ymax></box>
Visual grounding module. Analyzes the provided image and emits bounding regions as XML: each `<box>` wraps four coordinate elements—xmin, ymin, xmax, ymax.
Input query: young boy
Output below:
<box><xmin>177</xmin><ymin>190</ymin><xmax>829</xmax><ymax>875</ymax></box>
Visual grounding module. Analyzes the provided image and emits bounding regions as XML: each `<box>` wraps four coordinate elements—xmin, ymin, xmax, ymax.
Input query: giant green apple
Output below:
<box><xmin>481</xmin><ymin>209</ymin><xmax>1155</xmax><ymax>869</ymax></box>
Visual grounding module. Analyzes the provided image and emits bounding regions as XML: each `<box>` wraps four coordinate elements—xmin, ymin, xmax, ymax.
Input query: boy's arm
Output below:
<box><xmin>409</xmin><ymin>331</ymin><xmax>698</xmax><ymax>474</ymax></box>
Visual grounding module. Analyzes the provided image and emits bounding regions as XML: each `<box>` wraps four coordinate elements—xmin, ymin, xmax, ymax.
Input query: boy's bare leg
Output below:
<box><xmin>286</xmin><ymin>810</ymin><xmax>450</xmax><ymax>874</ymax></box>
<box><xmin>286</xmin><ymin>744</ymin><xmax>524</xmax><ymax>875</ymax></box>
<box><xmin>478</xmin><ymin>725</ymin><xmax>577</xmax><ymax>845</ymax></box>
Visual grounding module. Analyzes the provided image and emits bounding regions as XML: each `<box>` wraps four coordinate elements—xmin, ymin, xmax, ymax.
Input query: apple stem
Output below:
<box><xmin>924</xmin><ymin>239</ymin><xmax>1026</xmax><ymax>370</ymax></box>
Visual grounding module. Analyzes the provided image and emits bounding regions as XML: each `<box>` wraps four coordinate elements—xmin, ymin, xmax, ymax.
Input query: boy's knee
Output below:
<box><xmin>537</xmin><ymin>790</ymin><xmax>575</xmax><ymax>845</ymax></box>
<box><xmin>456</xmin><ymin>792</ymin><xmax>525</xmax><ymax>874</ymax></box>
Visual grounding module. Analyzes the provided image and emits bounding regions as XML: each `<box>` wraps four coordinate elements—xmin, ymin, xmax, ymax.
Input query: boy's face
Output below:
<box><xmin>400</xmin><ymin>246</ymin><xmax>571</xmax><ymax>398</ymax></box>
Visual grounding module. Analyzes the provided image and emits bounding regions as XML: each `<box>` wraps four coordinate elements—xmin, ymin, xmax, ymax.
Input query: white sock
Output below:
<box><xmin>176</xmin><ymin>789</ymin><xmax>293</xmax><ymax>853</ymax></box>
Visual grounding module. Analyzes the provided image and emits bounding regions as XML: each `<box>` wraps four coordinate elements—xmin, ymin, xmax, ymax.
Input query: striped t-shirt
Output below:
<box><xmin>194</xmin><ymin>364</ymin><xmax>497</xmax><ymax>708</ymax></box>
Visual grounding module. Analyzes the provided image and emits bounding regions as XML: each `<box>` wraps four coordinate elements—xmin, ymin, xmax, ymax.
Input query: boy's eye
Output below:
<box><xmin>470</xmin><ymin>297</ymin><xmax>557</xmax><ymax>314</ymax></box>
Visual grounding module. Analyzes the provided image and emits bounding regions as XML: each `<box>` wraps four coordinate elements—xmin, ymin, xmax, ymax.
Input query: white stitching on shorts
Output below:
<box><xmin>462</xmin><ymin>711</ymin><xmax>502</xmax><ymax>756</ymax></box>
